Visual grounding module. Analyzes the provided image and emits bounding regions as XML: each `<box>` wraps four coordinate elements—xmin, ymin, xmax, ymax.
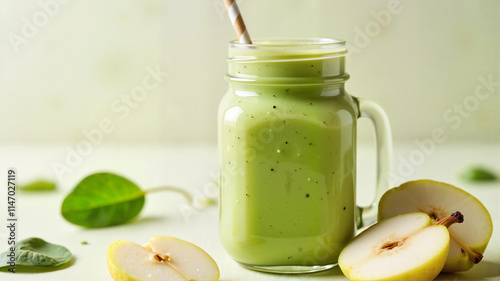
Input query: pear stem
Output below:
<box><xmin>431</xmin><ymin>211</ymin><xmax>464</xmax><ymax>228</ymax></box>
<box><xmin>431</xmin><ymin>211</ymin><xmax>483</xmax><ymax>264</ymax></box>
<box><xmin>449</xmin><ymin>231</ymin><xmax>483</xmax><ymax>264</ymax></box>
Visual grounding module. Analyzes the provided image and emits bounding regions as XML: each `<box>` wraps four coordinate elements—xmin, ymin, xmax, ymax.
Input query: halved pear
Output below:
<box><xmin>378</xmin><ymin>180</ymin><xmax>493</xmax><ymax>272</ymax></box>
<box><xmin>339</xmin><ymin>212</ymin><xmax>462</xmax><ymax>281</ymax></box>
<box><xmin>107</xmin><ymin>236</ymin><xmax>220</xmax><ymax>281</ymax></box>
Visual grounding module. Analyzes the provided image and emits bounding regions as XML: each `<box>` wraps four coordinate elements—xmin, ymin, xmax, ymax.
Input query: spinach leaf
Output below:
<box><xmin>461</xmin><ymin>166</ymin><xmax>498</xmax><ymax>182</ymax></box>
<box><xmin>61</xmin><ymin>172</ymin><xmax>145</xmax><ymax>228</ymax></box>
<box><xmin>61</xmin><ymin>172</ymin><xmax>213</xmax><ymax>228</ymax></box>
<box><xmin>0</xmin><ymin>237</ymin><xmax>72</xmax><ymax>272</ymax></box>
<box><xmin>19</xmin><ymin>180</ymin><xmax>56</xmax><ymax>191</ymax></box>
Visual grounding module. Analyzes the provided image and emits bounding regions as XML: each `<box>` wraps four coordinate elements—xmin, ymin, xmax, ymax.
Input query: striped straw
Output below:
<box><xmin>223</xmin><ymin>0</ymin><xmax>252</xmax><ymax>44</ymax></box>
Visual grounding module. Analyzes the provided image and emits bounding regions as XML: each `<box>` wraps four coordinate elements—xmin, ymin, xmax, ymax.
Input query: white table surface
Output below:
<box><xmin>0</xmin><ymin>142</ymin><xmax>498</xmax><ymax>281</ymax></box>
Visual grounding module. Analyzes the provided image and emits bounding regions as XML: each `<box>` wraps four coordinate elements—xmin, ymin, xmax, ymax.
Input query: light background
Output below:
<box><xmin>1</xmin><ymin>0</ymin><xmax>499</xmax><ymax>146</ymax></box>
<box><xmin>0</xmin><ymin>3</ymin><xmax>499</xmax><ymax>280</ymax></box>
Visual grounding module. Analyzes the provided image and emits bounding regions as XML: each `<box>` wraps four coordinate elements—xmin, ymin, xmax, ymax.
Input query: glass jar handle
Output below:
<box><xmin>354</xmin><ymin>97</ymin><xmax>393</xmax><ymax>228</ymax></box>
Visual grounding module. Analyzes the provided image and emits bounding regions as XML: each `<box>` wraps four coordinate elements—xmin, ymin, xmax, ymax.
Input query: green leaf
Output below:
<box><xmin>461</xmin><ymin>166</ymin><xmax>498</xmax><ymax>182</ymax></box>
<box><xmin>19</xmin><ymin>180</ymin><xmax>56</xmax><ymax>191</ymax></box>
<box><xmin>61</xmin><ymin>172</ymin><xmax>145</xmax><ymax>228</ymax></box>
<box><xmin>0</xmin><ymin>237</ymin><xmax>72</xmax><ymax>272</ymax></box>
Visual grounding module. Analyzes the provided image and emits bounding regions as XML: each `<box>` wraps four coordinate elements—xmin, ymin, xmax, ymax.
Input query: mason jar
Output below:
<box><xmin>218</xmin><ymin>38</ymin><xmax>391</xmax><ymax>273</ymax></box>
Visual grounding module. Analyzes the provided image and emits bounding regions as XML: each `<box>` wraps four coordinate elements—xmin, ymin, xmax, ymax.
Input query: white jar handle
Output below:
<box><xmin>354</xmin><ymin>97</ymin><xmax>393</xmax><ymax>228</ymax></box>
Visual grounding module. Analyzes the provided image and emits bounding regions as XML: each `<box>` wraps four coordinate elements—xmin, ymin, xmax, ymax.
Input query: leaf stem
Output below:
<box><xmin>144</xmin><ymin>186</ymin><xmax>193</xmax><ymax>204</ymax></box>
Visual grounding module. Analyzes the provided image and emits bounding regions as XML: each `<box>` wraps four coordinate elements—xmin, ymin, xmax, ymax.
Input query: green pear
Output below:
<box><xmin>339</xmin><ymin>212</ymin><xmax>463</xmax><ymax>281</ymax></box>
<box><xmin>107</xmin><ymin>236</ymin><xmax>219</xmax><ymax>281</ymax></box>
<box><xmin>378</xmin><ymin>180</ymin><xmax>492</xmax><ymax>272</ymax></box>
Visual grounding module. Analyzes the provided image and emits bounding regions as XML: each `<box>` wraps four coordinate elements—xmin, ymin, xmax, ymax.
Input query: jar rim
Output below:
<box><xmin>227</xmin><ymin>38</ymin><xmax>348</xmax><ymax>85</ymax></box>
<box><xmin>228</xmin><ymin>38</ymin><xmax>347</xmax><ymax>61</ymax></box>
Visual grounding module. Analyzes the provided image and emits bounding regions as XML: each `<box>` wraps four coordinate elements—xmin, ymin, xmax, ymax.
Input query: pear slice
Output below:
<box><xmin>378</xmin><ymin>179</ymin><xmax>493</xmax><ymax>272</ymax></box>
<box><xmin>107</xmin><ymin>236</ymin><xmax>220</xmax><ymax>281</ymax></box>
<box><xmin>339</xmin><ymin>212</ymin><xmax>462</xmax><ymax>281</ymax></box>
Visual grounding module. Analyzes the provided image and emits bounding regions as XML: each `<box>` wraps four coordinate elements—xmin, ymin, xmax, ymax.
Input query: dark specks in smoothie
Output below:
<box><xmin>309</xmin><ymin>143</ymin><xmax>312</xmax><ymax>145</ymax></box>
<box><xmin>273</xmin><ymin>105</ymin><xmax>276</xmax><ymax>109</ymax></box>
<box><xmin>311</xmin><ymin>64</ymin><xmax>314</xmax><ymax>67</ymax></box>
<box><xmin>285</xmin><ymin>88</ymin><xmax>290</xmax><ymax>93</ymax></box>
<box><xmin>246</xmin><ymin>193</ymin><xmax>249</xmax><ymax>197</ymax></box>
<box><xmin>285</xmin><ymin>141</ymin><xmax>288</xmax><ymax>144</ymax></box>
<box><xmin>305</xmin><ymin>194</ymin><xmax>310</xmax><ymax>198</ymax></box>
<box><xmin>270</xmin><ymin>168</ymin><xmax>274</xmax><ymax>171</ymax></box>
<box><xmin>273</xmin><ymin>94</ymin><xmax>276</xmax><ymax>97</ymax></box>
<box><xmin>287</xmin><ymin>256</ymin><xmax>292</xmax><ymax>259</ymax></box>
<box><xmin>343</xmin><ymin>206</ymin><xmax>346</xmax><ymax>211</ymax></box>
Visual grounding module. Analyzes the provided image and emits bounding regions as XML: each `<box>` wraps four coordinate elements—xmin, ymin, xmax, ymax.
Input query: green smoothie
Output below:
<box><xmin>219</xmin><ymin>39</ymin><xmax>358</xmax><ymax>270</ymax></box>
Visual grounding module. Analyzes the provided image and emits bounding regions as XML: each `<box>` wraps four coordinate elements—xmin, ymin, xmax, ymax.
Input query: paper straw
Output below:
<box><xmin>223</xmin><ymin>0</ymin><xmax>252</xmax><ymax>44</ymax></box>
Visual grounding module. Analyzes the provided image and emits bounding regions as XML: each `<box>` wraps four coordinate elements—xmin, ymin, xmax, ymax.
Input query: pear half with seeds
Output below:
<box><xmin>107</xmin><ymin>236</ymin><xmax>220</xmax><ymax>281</ymax></box>
<box><xmin>339</xmin><ymin>212</ymin><xmax>463</xmax><ymax>281</ymax></box>
<box><xmin>378</xmin><ymin>180</ymin><xmax>493</xmax><ymax>272</ymax></box>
